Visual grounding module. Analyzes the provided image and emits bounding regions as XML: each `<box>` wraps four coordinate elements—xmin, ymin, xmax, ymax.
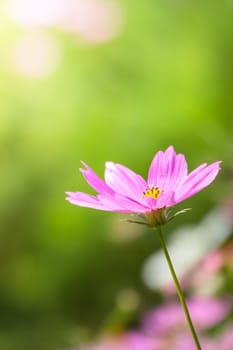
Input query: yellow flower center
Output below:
<box><xmin>142</xmin><ymin>186</ymin><xmax>161</xmax><ymax>200</ymax></box>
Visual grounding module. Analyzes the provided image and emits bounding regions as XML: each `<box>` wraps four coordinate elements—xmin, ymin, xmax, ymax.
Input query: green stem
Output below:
<box><xmin>157</xmin><ymin>226</ymin><xmax>202</xmax><ymax>350</ymax></box>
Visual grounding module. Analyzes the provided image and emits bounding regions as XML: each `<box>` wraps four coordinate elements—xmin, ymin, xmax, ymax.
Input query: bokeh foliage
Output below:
<box><xmin>1</xmin><ymin>0</ymin><xmax>233</xmax><ymax>349</ymax></box>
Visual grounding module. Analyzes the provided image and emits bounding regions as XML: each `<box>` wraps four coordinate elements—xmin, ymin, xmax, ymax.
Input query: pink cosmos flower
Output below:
<box><xmin>66</xmin><ymin>146</ymin><xmax>221</xmax><ymax>226</ymax></box>
<box><xmin>142</xmin><ymin>296</ymin><xmax>232</xmax><ymax>336</ymax></box>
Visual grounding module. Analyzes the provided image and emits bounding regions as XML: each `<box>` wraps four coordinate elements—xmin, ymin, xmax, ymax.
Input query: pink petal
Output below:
<box><xmin>98</xmin><ymin>193</ymin><xmax>149</xmax><ymax>213</ymax></box>
<box><xmin>104</xmin><ymin>162</ymin><xmax>150</xmax><ymax>207</ymax></box>
<box><xmin>147</xmin><ymin>149</ymin><xmax>164</xmax><ymax>188</ymax></box>
<box><xmin>176</xmin><ymin>163</ymin><xmax>207</xmax><ymax>191</ymax></box>
<box><xmin>148</xmin><ymin>146</ymin><xmax>187</xmax><ymax>194</ymax></box>
<box><xmin>157</xmin><ymin>190</ymin><xmax>176</xmax><ymax>208</ymax></box>
<box><xmin>80</xmin><ymin>161</ymin><xmax>114</xmax><ymax>195</ymax></box>
<box><xmin>165</xmin><ymin>153</ymin><xmax>188</xmax><ymax>191</ymax></box>
<box><xmin>175</xmin><ymin>161</ymin><xmax>221</xmax><ymax>203</ymax></box>
<box><xmin>66</xmin><ymin>191</ymin><xmax>112</xmax><ymax>211</ymax></box>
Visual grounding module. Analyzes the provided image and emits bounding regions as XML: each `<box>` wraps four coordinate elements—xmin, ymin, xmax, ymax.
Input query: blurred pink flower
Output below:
<box><xmin>142</xmin><ymin>296</ymin><xmax>231</xmax><ymax>336</ymax></box>
<box><xmin>66</xmin><ymin>146</ymin><xmax>220</xmax><ymax>226</ymax></box>
<box><xmin>175</xmin><ymin>242</ymin><xmax>233</xmax><ymax>293</ymax></box>
<box><xmin>6</xmin><ymin>0</ymin><xmax>67</xmax><ymax>28</ymax></box>
<box><xmin>172</xmin><ymin>333</ymin><xmax>218</xmax><ymax>350</ymax></box>
<box><xmin>10</xmin><ymin>33</ymin><xmax>61</xmax><ymax>78</ymax></box>
<box><xmin>183</xmin><ymin>248</ymin><xmax>227</xmax><ymax>291</ymax></box>
<box><xmin>6</xmin><ymin>0</ymin><xmax>125</xmax><ymax>44</ymax></box>
<box><xmin>75</xmin><ymin>319</ymin><xmax>231</xmax><ymax>350</ymax></box>
<box><xmin>71</xmin><ymin>295</ymin><xmax>233</xmax><ymax>350</ymax></box>
<box><xmin>59</xmin><ymin>0</ymin><xmax>125</xmax><ymax>44</ymax></box>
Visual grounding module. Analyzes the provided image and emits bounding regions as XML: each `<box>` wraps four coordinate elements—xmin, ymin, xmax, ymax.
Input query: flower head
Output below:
<box><xmin>66</xmin><ymin>146</ymin><xmax>221</xmax><ymax>226</ymax></box>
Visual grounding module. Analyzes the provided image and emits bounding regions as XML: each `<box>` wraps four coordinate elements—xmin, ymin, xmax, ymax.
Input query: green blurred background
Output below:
<box><xmin>1</xmin><ymin>0</ymin><xmax>233</xmax><ymax>349</ymax></box>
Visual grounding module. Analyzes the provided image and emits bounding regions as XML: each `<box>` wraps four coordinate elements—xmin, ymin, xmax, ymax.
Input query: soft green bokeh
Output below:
<box><xmin>1</xmin><ymin>0</ymin><xmax>233</xmax><ymax>349</ymax></box>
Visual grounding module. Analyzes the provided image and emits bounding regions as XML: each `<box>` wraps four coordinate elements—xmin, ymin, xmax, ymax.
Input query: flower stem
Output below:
<box><xmin>157</xmin><ymin>226</ymin><xmax>202</xmax><ymax>350</ymax></box>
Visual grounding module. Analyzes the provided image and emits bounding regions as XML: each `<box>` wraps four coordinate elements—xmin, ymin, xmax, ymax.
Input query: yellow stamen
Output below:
<box><xmin>142</xmin><ymin>186</ymin><xmax>161</xmax><ymax>200</ymax></box>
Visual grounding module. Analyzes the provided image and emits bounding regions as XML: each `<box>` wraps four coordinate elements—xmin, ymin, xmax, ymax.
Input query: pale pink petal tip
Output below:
<box><xmin>65</xmin><ymin>191</ymin><xmax>111</xmax><ymax>211</ymax></box>
<box><xmin>79</xmin><ymin>161</ymin><xmax>114</xmax><ymax>195</ymax></box>
<box><xmin>175</xmin><ymin>160</ymin><xmax>221</xmax><ymax>204</ymax></box>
